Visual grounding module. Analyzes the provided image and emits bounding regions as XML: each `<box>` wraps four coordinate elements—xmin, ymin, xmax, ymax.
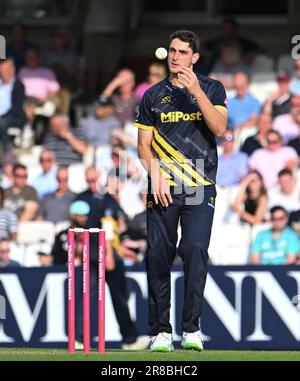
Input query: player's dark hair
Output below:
<box><xmin>170</xmin><ymin>30</ymin><xmax>200</xmax><ymax>53</ymax></box>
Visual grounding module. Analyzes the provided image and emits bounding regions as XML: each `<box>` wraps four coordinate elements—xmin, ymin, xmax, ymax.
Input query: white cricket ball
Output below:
<box><xmin>155</xmin><ymin>47</ymin><xmax>168</xmax><ymax>60</ymax></box>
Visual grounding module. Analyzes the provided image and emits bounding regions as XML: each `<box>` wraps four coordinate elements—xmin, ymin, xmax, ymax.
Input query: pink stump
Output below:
<box><xmin>82</xmin><ymin>230</ymin><xmax>90</xmax><ymax>353</ymax></box>
<box><xmin>98</xmin><ymin>230</ymin><xmax>106</xmax><ymax>352</ymax></box>
<box><xmin>67</xmin><ymin>229</ymin><xmax>75</xmax><ymax>353</ymax></box>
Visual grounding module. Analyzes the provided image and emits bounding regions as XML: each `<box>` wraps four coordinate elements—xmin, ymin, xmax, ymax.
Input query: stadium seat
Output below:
<box><xmin>17</xmin><ymin>221</ymin><xmax>56</xmax><ymax>245</ymax></box>
<box><xmin>209</xmin><ymin>223</ymin><xmax>251</xmax><ymax>265</ymax></box>
<box><xmin>8</xmin><ymin>241</ymin><xmax>24</xmax><ymax>265</ymax></box>
<box><xmin>15</xmin><ymin>221</ymin><xmax>56</xmax><ymax>267</ymax></box>
<box><xmin>249</xmin><ymin>72</ymin><xmax>277</xmax><ymax>104</ymax></box>
<box><xmin>214</xmin><ymin>185</ymin><xmax>239</xmax><ymax>226</ymax></box>
<box><xmin>249</xmin><ymin>54</ymin><xmax>275</xmax><ymax>74</ymax></box>
<box><xmin>68</xmin><ymin>162</ymin><xmax>88</xmax><ymax>193</ymax></box>
<box><xmin>277</xmin><ymin>54</ymin><xmax>295</xmax><ymax>73</ymax></box>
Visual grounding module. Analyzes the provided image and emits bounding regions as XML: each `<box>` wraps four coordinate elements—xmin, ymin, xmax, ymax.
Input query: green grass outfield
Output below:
<box><xmin>0</xmin><ymin>348</ymin><xmax>299</xmax><ymax>361</ymax></box>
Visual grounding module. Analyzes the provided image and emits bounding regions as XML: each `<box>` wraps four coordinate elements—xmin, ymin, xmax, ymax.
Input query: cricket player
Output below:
<box><xmin>135</xmin><ymin>30</ymin><xmax>227</xmax><ymax>351</ymax></box>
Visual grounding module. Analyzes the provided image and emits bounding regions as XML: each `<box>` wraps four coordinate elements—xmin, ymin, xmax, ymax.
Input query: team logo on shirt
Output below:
<box><xmin>161</xmin><ymin>96</ymin><xmax>172</xmax><ymax>105</ymax></box>
<box><xmin>160</xmin><ymin>111</ymin><xmax>202</xmax><ymax>123</ymax></box>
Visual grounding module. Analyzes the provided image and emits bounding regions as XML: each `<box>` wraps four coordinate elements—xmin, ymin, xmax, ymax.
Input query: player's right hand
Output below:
<box><xmin>151</xmin><ymin>167</ymin><xmax>173</xmax><ymax>207</ymax></box>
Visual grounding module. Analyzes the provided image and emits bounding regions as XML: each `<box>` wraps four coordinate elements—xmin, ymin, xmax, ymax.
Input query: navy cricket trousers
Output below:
<box><xmin>146</xmin><ymin>185</ymin><xmax>216</xmax><ymax>335</ymax></box>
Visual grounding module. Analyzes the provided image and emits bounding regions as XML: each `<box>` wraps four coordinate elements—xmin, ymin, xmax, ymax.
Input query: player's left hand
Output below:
<box><xmin>177</xmin><ymin>66</ymin><xmax>201</xmax><ymax>97</ymax></box>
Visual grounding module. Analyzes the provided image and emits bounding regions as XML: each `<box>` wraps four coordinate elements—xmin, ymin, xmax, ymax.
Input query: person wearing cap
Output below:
<box><xmin>216</xmin><ymin>130</ymin><xmax>248</xmax><ymax>187</ymax></box>
<box><xmin>79</xmin><ymin>96</ymin><xmax>120</xmax><ymax>147</ymax></box>
<box><xmin>51</xmin><ymin>200</ymin><xmax>90</xmax><ymax>265</ymax></box>
<box><xmin>264</xmin><ymin>70</ymin><xmax>291</xmax><ymax>119</ymax></box>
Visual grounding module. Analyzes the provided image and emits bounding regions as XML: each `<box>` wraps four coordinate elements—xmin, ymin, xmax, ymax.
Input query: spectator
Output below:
<box><xmin>216</xmin><ymin>130</ymin><xmax>248</xmax><ymax>187</ymax></box>
<box><xmin>268</xmin><ymin>169</ymin><xmax>300</xmax><ymax>213</ymax></box>
<box><xmin>37</xmin><ymin>240</ymin><xmax>53</xmax><ymax>267</ymax></box>
<box><xmin>38</xmin><ymin>166</ymin><xmax>76</xmax><ymax>224</ymax></box>
<box><xmin>101</xmin><ymin>68</ymin><xmax>139</xmax><ymax>126</ymax></box>
<box><xmin>135</xmin><ymin>62</ymin><xmax>167</xmax><ymax>99</ymax></box>
<box><xmin>0</xmin><ymin>152</ymin><xmax>17</xmax><ymax>189</ymax></box>
<box><xmin>51</xmin><ymin>200</ymin><xmax>90</xmax><ymax>265</ymax></box>
<box><xmin>249</xmin><ymin>130</ymin><xmax>298</xmax><ymax>189</ymax></box>
<box><xmin>43</xmin><ymin>28</ymin><xmax>81</xmax><ymax>94</ymax></box>
<box><xmin>210</xmin><ymin>42</ymin><xmax>247</xmax><ymax>90</ymax></box>
<box><xmin>250</xmin><ymin>206</ymin><xmax>299</xmax><ymax>265</ymax></box>
<box><xmin>6</xmin><ymin>23</ymin><xmax>39</xmax><ymax>72</ymax></box>
<box><xmin>4</xmin><ymin>163</ymin><xmax>39</xmax><ymax>221</ymax></box>
<box><xmin>203</xmin><ymin>17</ymin><xmax>260</xmax><ymax>73</ymax></box>
<box><xmin>272</xmin><ymin>95</ymin><xmax>300</xmax><ymax>143</ymax></box>
<box><xmin>0</xmin><ymin>187</ymin><xmax>17</xmax><ymax>240</ymax></box>
<box><xmin>0</xmin><ymin>239</ymin><xmax>21</xmax><ymax>268</ymax></box>
<box><xmin>43</xmin><ymin>114</ymin><xmax>88</xmax><ymax>166</ymax></box>
<box><xmin>290</xmin><ymin>58</ymin><xmax>300</xmax><ymax>96</ymax></box>
<box><xmin>241</xmin><ymin>113</ymin><xmax>272</xmax><ymax>156</ymax></box>
<box><xmin>264</xmin><ymin>70</ymin><xmax>291</xmax><ymax>118</ymax></box>
<box><xmin>30</xmin><ymin>149</ymin><xmax>58</xmax><ymax>199</ymax></box>
<box><xmin>227</xmin><ymin>72</ymin><xmax>261</xmax><ymax>130</ymax></box>
<box><xmin>79</xmin><ymin>97</ymin><xmax>120</xmax><ymax>147</ymax></box>
<box><xmin>232</xmin><ymin>170</ymin><xmax>268</xmax><ymax>225</ymax></box>
<box><xmin>0</xmin><ymin>59</ymin><xmax>26</xmax><ymax>154</ymax></box>
<box><xmin>18</xmin><ymin>47</ymin><xmax>60</xmax><ymax>102</ymax></box>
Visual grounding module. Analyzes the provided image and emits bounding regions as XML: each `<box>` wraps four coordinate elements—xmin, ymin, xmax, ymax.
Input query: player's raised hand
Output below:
<box><xmin>177</xmin><ymin>66</ymin><xmax>201</xmax><ymax>97</ymax></box>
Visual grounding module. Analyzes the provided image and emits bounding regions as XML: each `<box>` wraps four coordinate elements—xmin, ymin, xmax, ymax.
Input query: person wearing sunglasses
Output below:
<box><xmin>4</xmin><ymin>163</ymin><xmax>39</xmax><ymax>221</ymax></box>
<box><xmin>250</xmin><ymin>206</ymin><xmax>299</xmax><ymax>265</ymax></box>
<box><xmin>249</xmin><ymin>130</ymin><xmax>298</xmax><ymax>189</ymax></box>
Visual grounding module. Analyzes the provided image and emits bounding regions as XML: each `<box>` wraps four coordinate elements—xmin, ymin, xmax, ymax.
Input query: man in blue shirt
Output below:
<box><xmin>250</xmin><ymin>206</ymin><xmax>299</xmax><ymax>265</ymax></box>
<box><xmin>30</xmin><ymin>149</ymin><xmax>58</xmax><ymax>199</ymax></box>
<box><xmin>216</xmin><ymin>130</ymin><xmax>248</xmax><ymax>187</ymax></box>
<box><xmin>228</xmin><ymin>72</ymin><xmax>261</xmax><ymax>130</ymax></box>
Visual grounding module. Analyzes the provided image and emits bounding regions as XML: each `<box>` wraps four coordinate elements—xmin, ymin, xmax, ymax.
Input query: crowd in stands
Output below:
<box><xmin>1</xmin><ymin>18</ymin><xmax>300</xmax><ymax>269</ymax></box>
